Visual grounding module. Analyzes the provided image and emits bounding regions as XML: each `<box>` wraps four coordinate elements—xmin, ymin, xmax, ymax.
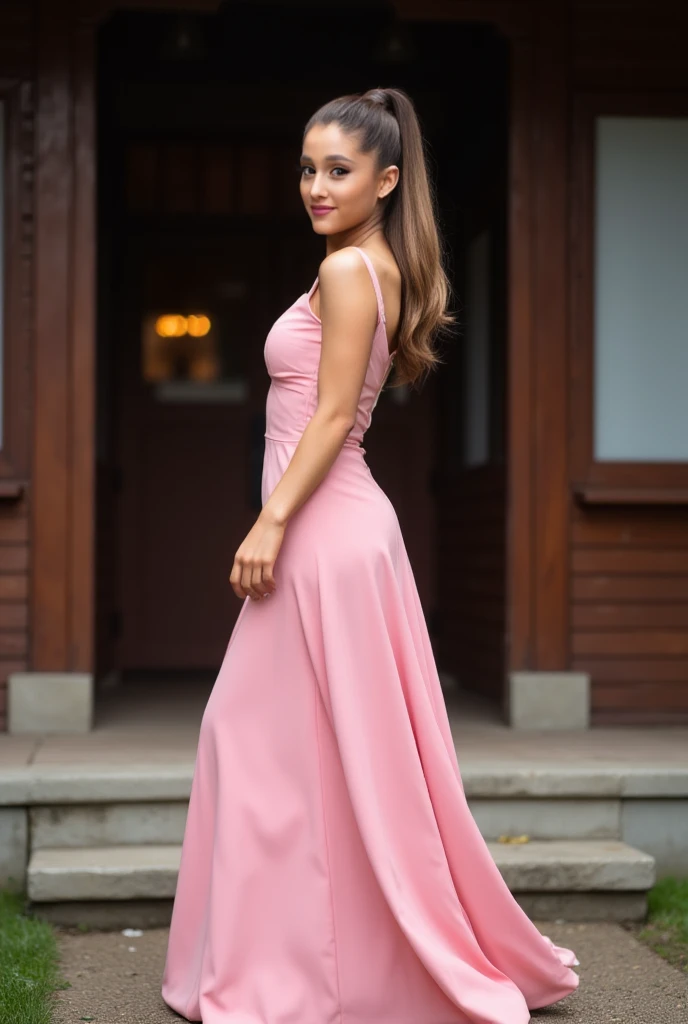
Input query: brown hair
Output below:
<box><xmin>303</xmin><ymin>86</ymin><xmax>457</xmax><ymax>389</ymax></box>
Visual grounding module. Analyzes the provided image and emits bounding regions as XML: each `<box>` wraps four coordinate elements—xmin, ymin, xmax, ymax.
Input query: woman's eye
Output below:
<box><xmin>299</xmin><ymin>166</ymin><xmax>348</xmax><ymax>177</ymax></box>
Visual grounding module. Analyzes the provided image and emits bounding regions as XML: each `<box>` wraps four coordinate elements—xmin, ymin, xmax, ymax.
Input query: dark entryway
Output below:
<box><xmin>94</xmin><ymin>4</ymin><xmax>508</xmax><ymax>698</ymax></box>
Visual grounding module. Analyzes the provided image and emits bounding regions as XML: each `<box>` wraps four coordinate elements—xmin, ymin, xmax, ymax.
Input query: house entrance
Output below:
<box><xmin>94</xmin><ymin>6</ymin><xmax>509</xmax><ymax>708</ymax></box>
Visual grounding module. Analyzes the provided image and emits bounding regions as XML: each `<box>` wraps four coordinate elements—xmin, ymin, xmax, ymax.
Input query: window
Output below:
<box><xmin>571</xmin><ymin>94</ymin><xmax>688</xmax><ymax>497</ymax></box>
<box><xmin>594</xmin><ymin>116</ymin><xmax>688</xmax><ymax>462</ymax></box>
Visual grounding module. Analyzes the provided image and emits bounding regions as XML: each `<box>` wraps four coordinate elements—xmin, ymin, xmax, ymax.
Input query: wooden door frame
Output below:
<box><xmin>32</xmin><ymin>0</ymin><xmax>567</xmax><ymax>686</ymax></box>
<box><xmin>396</xmin><ymin>2</ymin><xmax>570</xmax><ymax>678</ymax></box>
<box><xmin>32</xmin><ymin>1</ymin><xmax>96</xmax><ymax>671</ymax></box>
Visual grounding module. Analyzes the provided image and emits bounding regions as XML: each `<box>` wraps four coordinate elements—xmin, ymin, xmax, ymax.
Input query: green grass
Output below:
<box><xmin>0</xmin><ymin>888</ymin><xmax>70</xmax><ymax>1024</ymax></box>
<box><xmin>636</xmin><ymin>877</ymin><xmax>688</xmax><ymax>973</ymax></box>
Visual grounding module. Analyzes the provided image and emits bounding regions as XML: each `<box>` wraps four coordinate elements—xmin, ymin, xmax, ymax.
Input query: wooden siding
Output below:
<box><xmin>0</xmin><ymin>1</ymin><xmax>33</xmax><ymax>729</ymax></box>
<box><xmin>571</xmin><ymin>506</ymin><xmax>688</xmax><ymax>723</ymax></box>
<box><xmin>572</xmin><ymin>1</ymin><xmax>688</xmax><ymax>89</ymax></box>
<box><xmin>0</xmin><ymin>503</ymin><xmax>30</xmax><ymax>730</ymax></box>
<box><xmin>568</xmin><ymin>0</ymin><xmax>688</xmax><ymax>721</ymax></box>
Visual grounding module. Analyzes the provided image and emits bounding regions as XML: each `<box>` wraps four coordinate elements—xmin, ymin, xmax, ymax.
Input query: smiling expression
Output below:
<box><xmin>299</xmin><ymin>123</ymin><xmax>399</xmax><ymax>236</ymax></box>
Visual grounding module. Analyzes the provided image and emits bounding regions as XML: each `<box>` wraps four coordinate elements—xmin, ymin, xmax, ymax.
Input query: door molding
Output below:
<box><xmin>32</xmin><ymin>0</ymin><xmax>565</xmax><ymax>687</ymax></box>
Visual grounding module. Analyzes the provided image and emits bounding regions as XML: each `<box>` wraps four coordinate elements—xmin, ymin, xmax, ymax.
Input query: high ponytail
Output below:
<box><xmin>303</xmin><ymin>86</ymin><xmax>457</xmax><ymax>388</ymax></box>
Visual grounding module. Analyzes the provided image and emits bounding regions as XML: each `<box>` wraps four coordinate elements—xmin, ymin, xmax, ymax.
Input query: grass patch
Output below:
<box><xmin>635</xmin><ymin>877</ymin><xmax>688</xmax><ymax>973</ymax></box>
<box><xmin>0</xmin><ymin>888</ymin><xmax>69</xmax><ymax>1024</ymax></box>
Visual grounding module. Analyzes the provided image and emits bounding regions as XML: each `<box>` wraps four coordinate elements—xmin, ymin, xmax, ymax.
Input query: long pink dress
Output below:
<box><xmin>161</xmin><ymin>246</ymin><xmax>580</xmax><ymax>1023</ymax></box>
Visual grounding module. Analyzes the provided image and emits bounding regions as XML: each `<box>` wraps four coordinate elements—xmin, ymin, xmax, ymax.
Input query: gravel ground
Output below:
<box><xmin>51</xmin><ymin>921</ymin><xmax>687</xmax><ymax>1024</ymax></box>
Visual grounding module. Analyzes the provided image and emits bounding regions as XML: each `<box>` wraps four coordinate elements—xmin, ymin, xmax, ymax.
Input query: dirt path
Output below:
<box><xmin>51</xmin><ymin>921</ymin><xmax>686</xmax><ymax>1023</ymax></box>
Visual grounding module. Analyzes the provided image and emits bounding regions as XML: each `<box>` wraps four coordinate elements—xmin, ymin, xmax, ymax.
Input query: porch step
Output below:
<box><xmin>25</xmin><ymin>792</ymin><xmax>673</xmax><ymax>849</ymax></box>
<box><xmin>27</xmin><ymin>796</ymin><xmax>621</xmax><ymax>848</ymax></box>
<box><xmin>28</xmin><ymin>844</ymin><xmax>181</xmax><ymax>901</ymax></box>
<box><xmin>27</xmin><ymin>839</ymin><xmax>655</xmax><ymax>917</ymax></box>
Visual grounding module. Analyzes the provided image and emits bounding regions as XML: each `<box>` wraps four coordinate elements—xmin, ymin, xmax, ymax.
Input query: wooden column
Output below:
<box><xmin>32</xmin><ymin>0</ymin><xmax>95</xmax><ymax>672</ymax></box>
<box><xmin>530</xmin><ymin>0</ymin><xmax>570</xmax><ymax>669</ymax></box>
<box><xmin>506</xmin><ymin>0</ymin><xmax>571</xmax><ymax>676</ymax></box>
<box><xmin>505</xmin><ymin>29</ymin><xmax>535</xmax><ymax>673</ymax></box>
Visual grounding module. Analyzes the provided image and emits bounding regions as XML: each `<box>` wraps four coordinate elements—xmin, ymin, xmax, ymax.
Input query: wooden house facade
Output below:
<box><xmin>0</xmin><ymin>0</ymin><xmax>687</xmax><ymax>732</ymax></box>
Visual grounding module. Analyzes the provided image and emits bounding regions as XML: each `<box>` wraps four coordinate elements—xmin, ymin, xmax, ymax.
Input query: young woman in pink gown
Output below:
<box><xmin>161</xmin><ymin>86</ymin><xmax>580</xmax><ymax>1024</ymax></box>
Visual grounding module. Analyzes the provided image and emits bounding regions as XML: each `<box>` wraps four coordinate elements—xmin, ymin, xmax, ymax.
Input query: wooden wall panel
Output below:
<box><xmin>572</xmin><ymin>1</ymin><xmax>688</xmax><ymax>89</ymax></box>
<box><xmin>529</xmin><ymin>0</ymin><xmax>570</xmax><ymax>670</ymax></box>
<box><xmin>0</xmin><ymin>3</ymin><xmax>34</xmax><ymax>730</ymax></box>
<box><xmin>31</xmin><ymin>0</ymin><xmax>95</xmax><ymax>680</ymax></box>
<box><xmin>571</xmin><ymin>506</ymin><xmax>688</xmax><ymax>722</ymax></box>
<box><xmin>568</xmin><ymin>2</ymin><xmax>688</xmax><ymax>722</ymax></box>
<box><xmin>0</xmin><ymin>502</ymin><xmax>31</xmax><ymax>730</ymax></box>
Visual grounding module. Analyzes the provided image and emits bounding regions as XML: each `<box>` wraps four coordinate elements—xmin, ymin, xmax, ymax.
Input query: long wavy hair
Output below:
<box><xmin>303</xmin><ymin>86</ymin><xmax>457</xmax><ymax>389</ymax></box>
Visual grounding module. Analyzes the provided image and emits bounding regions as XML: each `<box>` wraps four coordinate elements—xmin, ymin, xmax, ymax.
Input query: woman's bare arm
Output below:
<box><xmin>259</xmin><ymin>247</ymin><xmax>379</xmax><ymax>528</ymax></box>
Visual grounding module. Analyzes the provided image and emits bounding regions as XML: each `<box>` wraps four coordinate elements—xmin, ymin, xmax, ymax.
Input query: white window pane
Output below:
<box><xmin>594</xmin><ymin>116</ymin><xmax>688</xmax><ymax>462</ymax></box>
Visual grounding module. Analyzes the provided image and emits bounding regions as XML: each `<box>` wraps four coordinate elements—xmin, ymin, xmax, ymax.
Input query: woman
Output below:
<box><xmin>161</xmin><ymin>86</ymin><xmax>580</xmax><ymax>1024</ymax></box>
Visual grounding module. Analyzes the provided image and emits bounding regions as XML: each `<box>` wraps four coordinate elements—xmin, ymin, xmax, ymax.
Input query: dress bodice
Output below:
<box><xmin>263</xmin><ymin>247</ymin><xmax>395</xmax><ymax>449</ymax></box>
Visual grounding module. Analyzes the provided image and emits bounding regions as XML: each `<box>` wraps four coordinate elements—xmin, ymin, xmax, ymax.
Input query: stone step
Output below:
<box><xmin>488</xmin><ymin>838</ymin><xmax>655</xmax><ymax>891</ymax></box>
<box><xmin>29</xmin><ymin>796</ymin><xmax>625</xmax><ymax>850</ymax></box>
<box><xmin>3</xmin><ymin>762</ymin><xmax>688</xmax><ymax>806</ymax></box>
<box><xmin>28</xmin><ymin>844</ymin><xmax>181</xmax><ymax>901</ymax></box>
<box><xmin>30</xmin><ymin>802</ymin><xmax>189</xmax><ymax>850</ymax></box>
<box><xmin>28</xmin><ymin>839</ymin><xmax>655</xmax><ymax>904</ymax></box>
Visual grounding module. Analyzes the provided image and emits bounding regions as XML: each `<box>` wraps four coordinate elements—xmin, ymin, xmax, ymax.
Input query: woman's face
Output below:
<box><xmin>299</xmin><ymin>122</ymin><xmax>398</xmax><ymax>237</ymax></box>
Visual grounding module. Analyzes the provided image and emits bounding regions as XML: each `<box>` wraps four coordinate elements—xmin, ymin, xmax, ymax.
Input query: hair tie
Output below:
<box><xmin>366</xmin><ymin>88</ymin><xmax>393</xmax><ymax>114</ymax></box>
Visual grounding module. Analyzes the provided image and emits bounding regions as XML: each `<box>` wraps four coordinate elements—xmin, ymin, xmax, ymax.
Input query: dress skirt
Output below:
<box><xmin>160</xmin><ymin>438</ymin><xmax>580</xmax><ymax>1024</ymax></box>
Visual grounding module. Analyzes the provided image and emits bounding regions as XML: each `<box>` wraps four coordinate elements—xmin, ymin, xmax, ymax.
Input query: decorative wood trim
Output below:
<box><xmin>570</xmin><ymin>90</ymin><xmax>688</xmax><ymax>493</ymax></box>
<box><xmin>505</xmin><ymin>34</ymin><xmax>534</xmax><ymax>676</ymax></box>
<box><xmin>32</xmin><ymin>2</ymin><xmax>95</xmax><ymax>672</ymax></box>
<box><xmin>71</xmin><ymin>15</ymin><xmax>96</xmax><ymax>671</ymax></box>
<box><xmin>574</xmin><ymin>485</ymin><xmax>688</xmax><ymax>506</ymax></box>
<box><xmin>33</xmin><ymin>3</ymin><xmax>71</xmax><ymax>670</ymax></box>
<box><xmin>531</xmin><ymin>0</ymin><xmax>570</xmax><ymax>670</ymax></box>
<box><xmin>0</xmin><ymin>77</ymin><xmax>31</xmax><ymax>480</ymax></box>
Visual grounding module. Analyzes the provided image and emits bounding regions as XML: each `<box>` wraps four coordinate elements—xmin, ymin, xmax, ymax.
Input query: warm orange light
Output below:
<box><xmin>187</xmin><ymin>315</ymin><xmax>211</xmax><ymax>337</ymax></box>
<box><xmin>155</xmin><ymin>314</ymin><xmax>188</xmax><ymax>338</ymax></box>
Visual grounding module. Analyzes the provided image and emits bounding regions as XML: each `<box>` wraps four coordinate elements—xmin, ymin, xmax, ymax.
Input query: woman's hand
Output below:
<box><xmin>229</xmin><ymin>509</ymin><xmax>284</xmax><ymax>601</ymax></box>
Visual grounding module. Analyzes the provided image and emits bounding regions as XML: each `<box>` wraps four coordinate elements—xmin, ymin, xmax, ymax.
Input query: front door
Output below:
<box><xmin>116</xmin><ymin>229</ymin><xmax>270</xmax><ymax>669</ymax></box>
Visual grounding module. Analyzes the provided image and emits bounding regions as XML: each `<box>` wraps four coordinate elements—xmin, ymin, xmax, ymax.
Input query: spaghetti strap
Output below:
<box><xmin>352</xmin><ymin>246</ymin><xmax>386</xmax><ymax>325</ymax></box>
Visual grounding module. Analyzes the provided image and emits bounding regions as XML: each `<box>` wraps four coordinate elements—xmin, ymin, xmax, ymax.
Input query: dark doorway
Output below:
<box><xmin>94</xmin><ymin>4</ymin><xmax>508</xmax><ymax>704</ymax></box>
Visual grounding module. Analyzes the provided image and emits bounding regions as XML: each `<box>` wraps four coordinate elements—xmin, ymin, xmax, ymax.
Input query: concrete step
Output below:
<box><xmin>486</xmin><ymin>838</ymin><xmax>655</xmax><ymax>891</ymax></box>
<box><xmin>27</xmin><ymin>839</ymin><xmax>655</xmax><ymax>914</ymax></box>
<box><xmin>3</xmin><ymin>762</ymin><xmax>688</xmax><ymax>806</ymax></box>
<box><xmin>5</xmin><ymin>762</ymin><xmax>683</xmax><ymax>888</ymax></box>
<box><xmin>29</xmin><ymin>796</ymin><xmax>622</xmax><ymax>850</ymax></box>
<box><xmin>30</xmin><ymin>802</ymin><xmax>189</xmax><ymax>850</ymax></box>
<box><xmin>29</xmin><ymin>792</ymin><xmax>681</xmax><ymax>852</ymax></box>
<box><xmin>28</xmin><ymin>844</ymin><xmax>181</xmax><ymax>901</ymax></box>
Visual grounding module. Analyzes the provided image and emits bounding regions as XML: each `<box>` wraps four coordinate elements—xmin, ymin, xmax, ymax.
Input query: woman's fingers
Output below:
<box><xmin>228</xmin><ymin>558</ymin><xmax>276</xmax><ymax>601</ymax></box>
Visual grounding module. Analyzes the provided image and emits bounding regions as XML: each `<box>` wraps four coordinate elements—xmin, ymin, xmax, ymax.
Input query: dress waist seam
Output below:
<box><xmin>264</xmin><ymin>432</ymin><xmax>365</xmax><ymax>451</ymax></box>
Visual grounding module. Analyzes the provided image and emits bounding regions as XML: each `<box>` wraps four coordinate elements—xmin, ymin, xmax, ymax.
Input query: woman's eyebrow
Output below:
<box><xmin>299</xmin><ymin>154</ymin><xmax>356</xmax><ymax>163</ymax></box>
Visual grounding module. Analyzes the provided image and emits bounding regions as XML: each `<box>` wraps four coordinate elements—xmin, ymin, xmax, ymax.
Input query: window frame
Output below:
<box><xmin>0</xmin><ymin>78</ymin><xmax>30</xmax><ymax>492</ymax></box>
<box><xmin>571</xmin><ymin>91</ymin><xmax>688</xmax><ymax>504</ymax></box>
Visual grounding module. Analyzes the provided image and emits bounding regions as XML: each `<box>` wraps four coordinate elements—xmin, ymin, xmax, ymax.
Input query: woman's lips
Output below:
<box><xmin>311</xmin><ymin>207</ymin><xmax>334</xmax><ymax>215</ymax></box>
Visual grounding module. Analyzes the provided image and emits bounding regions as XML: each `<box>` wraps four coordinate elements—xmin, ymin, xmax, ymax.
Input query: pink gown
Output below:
<box><xmin>161</xmin><ymin>246</ymin><xmax>580</xmax><ymax>1023</ymax></box>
